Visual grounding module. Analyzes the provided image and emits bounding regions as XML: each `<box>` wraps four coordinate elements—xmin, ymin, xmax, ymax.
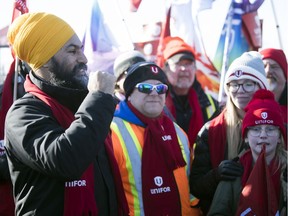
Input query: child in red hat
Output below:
<box><xmin>208</xmin><ymin>89</ymin><xmax>287</xmax><ymax>216</ymax></box>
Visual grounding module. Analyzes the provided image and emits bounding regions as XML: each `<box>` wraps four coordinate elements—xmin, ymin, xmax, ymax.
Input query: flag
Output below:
<box><xmin>83</xmin><ymin>0</ymin><xmax>134</xmax><ymax>74</ymax></box>
<box><xmin>129</xmin><ymin>0</ymin><xmax>142</xmax><ymax>12</ymax></box>
<box><xmin>167</xmin><ymin>0</ymin><xmax>220</xmax><ymax>99</ymax></box>
<box><xmin>0</xmin><ymin>1</ymin><xmax>29</xmax><ymax>215</ymax></box>
<box><xmin>192</xmin><ymin>0</ymin><xmax>214</xmax><ymax>14</ymax></box>
<box><xmin>156</xmin><ymin>5</ymin><xmax>171</xmax><ymax>68</ymax></box>
<box><xmin>236</xmin><ymin>146</ymin><xmax>279</xmax><ymax>216</ymax></box>
<box><xmin>213</xmin><ymin>0</ymin><xmax>264</xmax><ymax>103</ymax></box>
<box><xmin>0</xmin><ymin>0</ymin><xmax>29</xmax><ymax>138</ymax></box>
<box><xmin>11</xmin><ymin>0</ymin><xmax>29</xmax><ymax>23</ymax></box>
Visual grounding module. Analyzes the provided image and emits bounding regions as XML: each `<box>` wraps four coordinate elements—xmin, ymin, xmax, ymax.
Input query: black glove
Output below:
<box><xmin>215</xmin><ymin>159</ymin><xmax>243</xmax><ymax>181</ymax></box>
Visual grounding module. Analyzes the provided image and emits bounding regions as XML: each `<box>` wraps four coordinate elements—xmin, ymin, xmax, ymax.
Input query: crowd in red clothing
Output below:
<box><xmin>0</xmin><ymin>11</ymin><xmax>287</xmax><ymax>216</ymax></box>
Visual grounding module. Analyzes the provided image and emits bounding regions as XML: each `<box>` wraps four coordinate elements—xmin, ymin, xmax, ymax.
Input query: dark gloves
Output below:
<box><xmin>215</xmin><ymin>159</ymin><xmax>243</xmax><ymax>181</ymax></box>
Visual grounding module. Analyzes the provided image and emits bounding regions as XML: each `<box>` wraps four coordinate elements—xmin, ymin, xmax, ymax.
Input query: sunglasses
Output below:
<box><xmin>135</xmin><ymin>83</ymin><xmax>168</xmax><ymax>95</ymax></box>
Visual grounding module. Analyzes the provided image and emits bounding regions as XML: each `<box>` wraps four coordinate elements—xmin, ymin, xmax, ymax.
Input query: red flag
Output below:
<box><xmin>129</xmin><ymin>0</ymin><xmax>142</xmax><ymax>12</ymax></box>
<box><xmin>0</xmin><ymin>1</ymin><xmax>29</xmax><ymax>215</ymax></box>
<box><xmin>12</xmin><ymin>0</ymin><xmax>29</xmax><ymax>22</ymax></box>
<box><xmin>236</xmin><ymin>146</ymin><xmax>279</xmax><ymax>216</ymax></box>
<box><xmin>156</xmin><ymin>6</ymin><xmax>171</xmax><ymax>68</ymax></box>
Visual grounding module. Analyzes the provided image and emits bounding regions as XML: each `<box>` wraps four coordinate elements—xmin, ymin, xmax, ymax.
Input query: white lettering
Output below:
<box><xmin>150</xmin><ymin>187</ymin><xmax>171</xmax><ymax>194</ymax></box>
<box><xmin>65</xmin><ymin>180</ymin><xmax>86</xmax><ymax>187</ymax></box>
<box><xmin>162</xmin><ymin>135</ymin><xmax>172</xmax><ymax>141</ymax></box>
<box><xmin>255</xmin><ymin>120</ymin><xmax>274</xmax><ymax>124</ymax></box>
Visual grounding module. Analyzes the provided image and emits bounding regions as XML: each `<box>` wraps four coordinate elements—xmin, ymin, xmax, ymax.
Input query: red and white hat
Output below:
<box><xmin>242</xmin><ymin>89</ymin><xmax>286</xmax><ymax>141</ymax></box>
<box><xmin>224</xmin><ymin>51</ymin><xmax>269</xmax><ymax>95</ymax></box>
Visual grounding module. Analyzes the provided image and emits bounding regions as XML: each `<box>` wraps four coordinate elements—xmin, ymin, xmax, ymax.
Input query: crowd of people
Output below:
<box><xmin>0</xmin><ymin>11</ymin><xmax>287</xmax><ymax>216</ymax></box>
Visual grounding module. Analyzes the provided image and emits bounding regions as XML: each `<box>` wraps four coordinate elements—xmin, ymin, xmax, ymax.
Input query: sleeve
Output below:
<box><xmin>208</xmin><ymin>178</ymin><xmax>241</xmax><ymax>216</ymax></box>
<box><xmin>5</xmin><ymin>92</ymin><xmax>116</xmax><ymax>180</ymax></box>
<box><xmin>189</xmin><ymin>121</ymin><xmax>219</xmax><ymax>199</ymax></box>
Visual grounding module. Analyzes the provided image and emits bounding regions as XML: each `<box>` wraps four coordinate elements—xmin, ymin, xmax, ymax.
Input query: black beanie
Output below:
<box><xmin>124</xmin><ymin>62</ymin><xmax>168</xmax><ymax>98</ymax></box>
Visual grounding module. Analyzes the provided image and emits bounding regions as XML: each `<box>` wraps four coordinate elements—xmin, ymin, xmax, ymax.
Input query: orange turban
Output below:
<box><xmin>7</xmin><ymin>12</ymin><xmax>75</xmax><ymax>71</ymax></box>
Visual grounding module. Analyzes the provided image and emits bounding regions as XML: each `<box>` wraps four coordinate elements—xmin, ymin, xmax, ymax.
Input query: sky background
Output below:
<box><xmin>0</xmin><ymin>0</ymin><xmax>287</xmax><ymax>60</ymax></box>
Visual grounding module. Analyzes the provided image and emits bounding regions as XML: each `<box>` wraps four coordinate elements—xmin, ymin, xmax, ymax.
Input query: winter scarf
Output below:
<box><xmin>24</xmin><ymin>75</ymin><xmax>98</xmax><ymax>215</ymax></box>
<box><xmin>237</xmin><ymin>147</ymin><xmax>280</xmax><ymax>215</ymax></box>
<box><xmin>165</xmin><ymin>87</ymin><xmax>204</xmax><ymax>147</ymax></box>
<box><xmin>128</xmin><ymin>102</ymin><xmax>186</xmax><ymax>215</ymax></box>
<box><xmin>208</xmin><ymin>109</ymin><xmax>227</xmax><ymax>168</ymax></box>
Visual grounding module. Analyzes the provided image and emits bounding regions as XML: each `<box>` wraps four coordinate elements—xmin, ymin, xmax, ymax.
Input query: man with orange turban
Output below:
<box><xmin>5</xmin><ymin>12</ymin><xmax>124</xmax><ymax>215</ymax></box>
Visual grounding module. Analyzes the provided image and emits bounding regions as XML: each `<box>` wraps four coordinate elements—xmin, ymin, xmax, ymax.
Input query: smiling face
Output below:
<box><xmin>46</xmin><ymin>34</ymin><xmax>88</xmax><ymax>89</ymax></box>
<box><xmin>227</xmin><ymin>79</ymin><xmax>260</xmax><ymax>110</ymax></box>
<box><xmin>263</xmin><ymin>58</ymin><xmax>286</xmax><ymax>95</ymax></box>
<box><xmin>129</xmin><ymin>79</ymin><xmax>166</xmax><ymax>118</ymax></box>
<box><xmin>246</xmin><ymin>125</ymin><xmax>280</xmax><ymax>164</ymax></box>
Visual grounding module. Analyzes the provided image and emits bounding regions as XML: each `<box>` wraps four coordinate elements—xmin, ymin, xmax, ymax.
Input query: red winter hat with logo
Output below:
<box><xmin>260</xmin><ymin>48</ymin><xmax>287</xmax><ymax>80</ymax></box>
<box><xmin>242</xmin><ymin>89</ymin><xmax>286</xmax><ymax>141</ymax></box>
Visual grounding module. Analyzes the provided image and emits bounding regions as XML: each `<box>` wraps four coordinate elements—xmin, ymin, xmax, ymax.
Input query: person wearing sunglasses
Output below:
<box><xmin>161</xmin><ymin>36</ymin><xmax>220</xmax><ymax>150</ymax></box>
<box><xmin>208</xmin><ymin>89</ymin><xmax>287</xmax><ymax>216</ymax></box>
<box><xmin>190</xmin><ymin>51</ymin><xmax>269</xmax><ymax>215</ymax></box>
<box><xmin>105</xmin><ymin>62</ymin><xmax>201</xmax><ymax>215</ymax></box>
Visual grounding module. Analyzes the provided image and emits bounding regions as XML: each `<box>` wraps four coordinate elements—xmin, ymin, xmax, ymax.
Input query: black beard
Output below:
<box><xmin>49</xmin><ymin>57</ymin><xmax>88</xmax><ymax>90</ymax></box>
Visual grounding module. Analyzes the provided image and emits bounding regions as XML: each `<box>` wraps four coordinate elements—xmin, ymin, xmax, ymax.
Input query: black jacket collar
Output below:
<box><xmin>29</xmin><ymin>72</ymin><xmax>88</xmax><ymax>113</ymax></box>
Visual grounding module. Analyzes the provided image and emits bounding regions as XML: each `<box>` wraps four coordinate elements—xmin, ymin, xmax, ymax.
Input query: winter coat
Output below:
<box><xmin>4</xmin><ymin>72</ymin><xmax>118</xmax><ymax>216</ymax></box>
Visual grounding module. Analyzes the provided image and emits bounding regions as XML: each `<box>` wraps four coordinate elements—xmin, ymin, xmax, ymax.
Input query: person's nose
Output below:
<box><xmin>78</xmin><ymin>51</ymin><xmax>88</xmax><ymax>64</ymax></box>
<box><xmin>265</xmin><ymin>64</ymin><xmax>273</xmax><ymax>76</ymax></box>
<box><xmin>259</xmin><ymin>129</ymin><xmax>268</xmax><ymax>138</ymax></box>
<box><xmin>149</xmin><ymin>88</ymin><xmax>158</xmax><ymax>95</ymax></box>
<box><xmin>179</xmin><ymin>65</ymin><xmax>186</xmax><ymax>71</ymax></box>
<box><xmin>237</xmin><ymin>84</ymin><xmax>245</xmax><ymax>93</ymax></box>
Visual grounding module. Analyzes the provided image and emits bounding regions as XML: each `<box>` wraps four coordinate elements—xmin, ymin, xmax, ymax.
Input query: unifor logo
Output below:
<box><xmin>154</xmin><ymin>176</ymin><xmax>163</xmax><ymax>187</ymax></box>
<box><xmin>234</xmin><ymin>70</ymin><xmax>243</xmax><ymax>77</ymax></box>
<box><xmin>151</xmin><ymin>66</ymin><xmax>159</xmax><ymax>74</ymax></box>
<box><xmin>261</xmin><ymin>112</ymin><xmax>268</xmax><ymax>119</ymax></box>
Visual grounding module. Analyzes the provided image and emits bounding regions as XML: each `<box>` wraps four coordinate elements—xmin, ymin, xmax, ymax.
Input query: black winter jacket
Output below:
<box><xmin>4</xmin><ymin>73</ymin><xmax>118</xmax><ymax>216</ymax></box>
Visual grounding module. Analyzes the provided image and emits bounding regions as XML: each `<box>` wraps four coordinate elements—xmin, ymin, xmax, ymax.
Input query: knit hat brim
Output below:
<box><xmin>242</xmin><ymin>89</ymin><xmax>286</xmax><ymax>141</ymax></box>
<box><xmin>124</xmin><ymin>62</ymin><xmax>168</xmax><ymax>98</ymax></box>
<box><xmin>224</xmin><ymin>51</ymin><xmax>268</xmax><ymax>95</ymax></box>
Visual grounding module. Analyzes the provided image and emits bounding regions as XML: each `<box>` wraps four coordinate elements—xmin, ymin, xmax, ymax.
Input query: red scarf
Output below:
<box><xmin>165</xmin><ymin>88</ymin><xmax>204</xmax><ymax>147</ymax></box>
<box><xmin>24</xmin><ymin>76</ymin><xmax>98</xmax><ymax>215</ymax></box>
<box><xmin>0</xmin><ymin>60</ymin><xmax>15</xmax><ymax>216</ymax></box>
<box><xmin>128</xmin><ymin>102</ymin><xmax>186</xmax><ymax>215</ymax></box>
<box><xmin>237</xmin><ymin>147</ymin><xmax>280</xmax><ymax>216</ymax></box>
<box><xmin>208</xmin><ymin>109</ymin><xmax>227</xmax><ymax>168</ymax></box>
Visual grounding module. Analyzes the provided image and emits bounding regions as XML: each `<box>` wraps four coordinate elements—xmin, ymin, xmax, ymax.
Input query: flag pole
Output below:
<box><xmin>218</xmin><ymin>3</ymin><xmax>233</xmax><ymax>105</ymax></box>
<box><xmin>270</xmin><ymin>0</ymin><xmax>283</xmax><ymax>49</ymax></box>
<box><xmin>13</xmin><ymin>58</ymin><xmax>19</xmax><ymax>101</ymax></box>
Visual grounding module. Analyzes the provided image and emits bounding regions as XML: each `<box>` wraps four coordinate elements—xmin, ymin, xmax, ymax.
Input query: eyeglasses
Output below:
<box><xmin>248</xmin><ymin>126</ymin><xmax>279</xmax><ymax>137</ymax></box>
<box><xmin>135</xmin><ymin>83</ymin><xmax>168</xmax><ymax>95</ymax></box>
<box><xmin>227</xmin><ymin>81</ymin><xmax>257</xmax><ymax>93</ymax></box>
<box><xmin>168</xmin><ymin>62</ymin><xmax>195</xmax><ymax>72</ymax></box>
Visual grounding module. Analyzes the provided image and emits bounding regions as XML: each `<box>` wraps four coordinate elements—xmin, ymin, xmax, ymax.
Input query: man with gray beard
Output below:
<box><xmin>260</xmin><ymin>48</ymin><xmax>287</xmax><ymax>123</ymax></box>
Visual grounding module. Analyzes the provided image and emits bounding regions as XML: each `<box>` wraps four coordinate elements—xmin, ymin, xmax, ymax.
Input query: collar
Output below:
<box><xmin>29</xmin><ymin>72</ymin><xmax>88</xmax><ymax>113</ymax></box>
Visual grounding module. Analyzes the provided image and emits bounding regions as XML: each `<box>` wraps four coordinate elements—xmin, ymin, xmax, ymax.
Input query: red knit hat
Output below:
<box><xmin>242</xmin><ymin>89</ymin><xmax>286</xmax><ymax>141</ymax></box>
<box><xmin>162</xmin><ymin>36</ymin><xmax>195</xmax><ymax>63</ymax></box>
<box><xmin>260</xmin><ymin>48</ymin><xmax>287</xmax><ymax>80</ymax></box>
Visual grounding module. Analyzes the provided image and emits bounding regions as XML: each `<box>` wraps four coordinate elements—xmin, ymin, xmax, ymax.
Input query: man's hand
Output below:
<box><xmin>88</xmin><ymin>71</ymin><xmax>116</xmax><ymax>95</ymax></box>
